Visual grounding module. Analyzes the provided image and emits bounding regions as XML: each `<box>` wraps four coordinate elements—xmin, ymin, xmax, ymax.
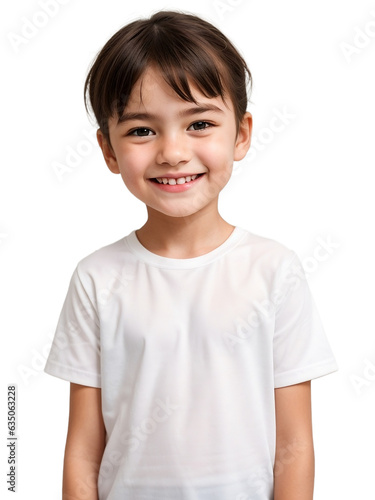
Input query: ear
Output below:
<box><xmin>234</xmin><ymin>112</ymin><xmax>252</xmax><ymax>161</ymax></box>
<box><xmin>96</xmin><ymin>129</ymin><xmax>120</xmax><ymax>174</ymax></box>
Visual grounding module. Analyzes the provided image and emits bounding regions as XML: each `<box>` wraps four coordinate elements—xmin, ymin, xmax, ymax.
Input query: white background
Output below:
<box><xmin>1</xmin><ymin>0</ymin><xmax>374</xmax><ymax>498</ymax></box>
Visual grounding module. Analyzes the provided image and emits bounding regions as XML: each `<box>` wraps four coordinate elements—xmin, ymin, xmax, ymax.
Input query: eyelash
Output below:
<box><xmin>128</xmin><ymin>121</ymin><xmax>214</xmax><ymax>137</ymax></box>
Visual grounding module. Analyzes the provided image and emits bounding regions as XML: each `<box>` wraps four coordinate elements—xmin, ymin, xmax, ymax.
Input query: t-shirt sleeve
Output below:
<box><xmin>44</xmin><ymin>264</ymin><xmax>101</xmax><ymax>388</ymax></box>
<box><xmin>273</xmin><ymin>252</ymin><xmax>338</xmax><ymax>388</ymax></box>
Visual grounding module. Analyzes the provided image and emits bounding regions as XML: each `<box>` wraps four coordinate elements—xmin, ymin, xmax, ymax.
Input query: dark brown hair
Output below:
<box><xmin>84</xmin><ymin>10</ymin><xmax>252</xmax><ymax>144</ymax></box>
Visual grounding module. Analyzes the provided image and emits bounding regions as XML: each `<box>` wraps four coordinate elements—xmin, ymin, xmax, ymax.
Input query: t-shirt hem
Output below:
<box><xmin>274</xmin><ymin>358</ymin><xmax>339</xmax><ymax>388</ymax></box>
<box><xmin>44</xmin><ymin>360</ymin><xmax>101</xmax><ymax>388</ymax></box>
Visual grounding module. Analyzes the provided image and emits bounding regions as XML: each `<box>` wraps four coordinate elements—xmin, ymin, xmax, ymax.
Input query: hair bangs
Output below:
<box><xmin>149</xmin><ymin>19</ymin><xmax>227</xmax><ymax>103</ymax></box>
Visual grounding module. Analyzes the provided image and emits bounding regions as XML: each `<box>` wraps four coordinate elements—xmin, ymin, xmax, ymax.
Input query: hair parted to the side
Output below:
<box><xmin>84</xmin><ymin>10</ymin><xmax>252</xmax><ymax>144</ymax></box>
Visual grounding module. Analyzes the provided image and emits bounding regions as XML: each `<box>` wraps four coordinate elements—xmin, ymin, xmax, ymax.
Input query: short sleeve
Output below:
<box><xmin>273</xmin><ymin>252</ymin><xmax>338</xmax><ymax>388</ymax></box>
<box><xmin>44</xmin><ymin>265</ymin><xmax>101</xmax><ymax>387</ymax></box>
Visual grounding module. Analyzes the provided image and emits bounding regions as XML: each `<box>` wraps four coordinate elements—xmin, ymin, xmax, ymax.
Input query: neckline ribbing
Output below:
<box><xmin>124</xmin><ymin>226</ymin><xmax>246</xmax><ymax>269</ymax></box>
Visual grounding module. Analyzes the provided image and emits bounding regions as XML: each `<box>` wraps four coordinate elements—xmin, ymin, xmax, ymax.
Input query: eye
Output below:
<box><xmin>128</xmin><ymin>127</ymin><xmax>154</xmax><ymax>137</ymax></box>
<box><xmin>188</xmin><ymin>121</ymin><xmax>213</xmax><ymax>131</ymax></box>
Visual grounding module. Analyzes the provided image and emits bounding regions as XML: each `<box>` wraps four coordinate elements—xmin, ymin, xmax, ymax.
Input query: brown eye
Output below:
<box><xmin>189</xmin><ymin>121</ymin><xmax>212</xmax><ymax>131</ymax></box>
<box><xmin>129</xmin><ymin>128</ymin><xmax>153</xmax><ymax>136</ymax></box>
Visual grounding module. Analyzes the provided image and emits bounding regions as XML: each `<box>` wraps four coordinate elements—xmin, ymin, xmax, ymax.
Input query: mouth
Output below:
<box><xmin>150</xmin><ymin>173</ymin><xmax>205</xmax><ymax>186</ymax></box>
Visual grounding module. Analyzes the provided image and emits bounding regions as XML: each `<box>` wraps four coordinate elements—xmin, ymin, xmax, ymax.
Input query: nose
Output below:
<box><xmin>156</xmin><ymin>133</ymin><xmax>191</xmax><ymax>167</ymax></box>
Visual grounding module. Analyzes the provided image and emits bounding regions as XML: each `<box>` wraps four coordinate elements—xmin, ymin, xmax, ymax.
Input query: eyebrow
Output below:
<box><xmin>117</xmin><ymin>104</ymin><xmax>224</xmax><ymax>125</ymax></box>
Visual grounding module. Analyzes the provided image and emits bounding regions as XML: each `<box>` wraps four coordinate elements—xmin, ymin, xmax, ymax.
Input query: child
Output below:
<box><xmin>45</xmin><ymin>10</ymin><xmax>338</xmax><ymax>500</ymax></box>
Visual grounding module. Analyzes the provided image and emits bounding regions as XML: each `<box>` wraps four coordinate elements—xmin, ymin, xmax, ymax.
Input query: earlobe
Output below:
<box><xmin>97</xmin><ymin>129</ymin><xmax>120</xmax><ymax>174</ymax></box>
<box><xmin>234</xmin><ymin>112</ymin><xmax>252</xmax><ymax>161</ymax></box>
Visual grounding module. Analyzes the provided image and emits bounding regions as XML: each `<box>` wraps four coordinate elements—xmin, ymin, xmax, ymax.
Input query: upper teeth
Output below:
<box><xmin>156</xmin><ymin>174</ymin><xmax>199</xmax><ymax>185</ymax></box>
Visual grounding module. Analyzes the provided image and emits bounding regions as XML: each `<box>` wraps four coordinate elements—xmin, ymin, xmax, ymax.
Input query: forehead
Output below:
<box><xmin>125</xmin><ymin>65</ymin><xmax>232</xmax><ymax>112</ymax></box>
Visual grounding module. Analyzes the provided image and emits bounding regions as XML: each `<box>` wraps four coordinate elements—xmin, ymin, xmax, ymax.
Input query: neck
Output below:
<box><xmin>135</xmin><ymin>202</ymin><xmax>234</xmax><ymax>259</ymax></box>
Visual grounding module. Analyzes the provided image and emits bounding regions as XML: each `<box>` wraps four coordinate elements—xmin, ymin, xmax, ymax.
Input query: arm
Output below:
<box><xmin>273</xmin><ymin>381</ymin><xmax>314</xmax><ymax>500</ymax></box>
<box><xmin>63</xmin><ymin>383</ymin><xmax>106</xmax><ymax>500</ymax></box>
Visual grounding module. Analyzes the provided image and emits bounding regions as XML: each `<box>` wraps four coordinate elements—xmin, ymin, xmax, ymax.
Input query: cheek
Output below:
<box><xmin>117</xmin><ymin>148</ymin><xmax>149</xmax><ymax>184</ymax></box>
<box><xmin>200</xmin><ymin>139</ymin><xmax>234</xmax><ymax>172</ymax></box>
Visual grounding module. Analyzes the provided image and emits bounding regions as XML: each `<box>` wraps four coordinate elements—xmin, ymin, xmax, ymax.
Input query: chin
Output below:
<box><xmin>152</xmin><ymin>205</ymin><xmax>206</xmax><ymax>219</ymax></box>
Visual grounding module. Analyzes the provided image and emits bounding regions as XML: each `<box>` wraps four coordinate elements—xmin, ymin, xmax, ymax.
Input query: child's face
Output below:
<box><xmin>98</xmin><ymin>66</ymin><xmax>252</xmax><ymax>219</ymax></box>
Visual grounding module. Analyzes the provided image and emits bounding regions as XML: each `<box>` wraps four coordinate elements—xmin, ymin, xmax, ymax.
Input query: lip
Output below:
<box><xmin>148</xmin><ymin>173</ymin><xmax>205</xmax><ymax>192</ymax></box>
<box><xmin>149</xmin><ymin>173</ymin><xmax>205</xmax><ymax>179</ymax></box>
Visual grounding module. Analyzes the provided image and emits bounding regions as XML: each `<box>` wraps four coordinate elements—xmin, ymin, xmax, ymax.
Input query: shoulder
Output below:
<box><xmin>236</xmin><ymin>227</ymin><xmax>299</xmax><ymax>269</ymax></box>
<box><xmin>78</xmin><ymin>236</ymin><xmax>127</xmax><ymax>265</ymax></box>
<box><xmin>74</xmin><ymin>233</ymin><xmax>135</xmax><ymax>286</ymax></box>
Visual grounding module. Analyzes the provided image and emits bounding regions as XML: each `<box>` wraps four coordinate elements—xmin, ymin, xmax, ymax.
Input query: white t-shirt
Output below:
<box><xmin>45</xmin><ymin>226</ymin><xmax>338</xmax><ymax>499</ymax></box>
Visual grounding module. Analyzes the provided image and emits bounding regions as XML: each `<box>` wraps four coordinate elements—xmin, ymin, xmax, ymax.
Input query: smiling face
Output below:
<box><xmin>97</xmin><ymin>66</ymin><xmax>252</xmax><ymax>219</ymax></box>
